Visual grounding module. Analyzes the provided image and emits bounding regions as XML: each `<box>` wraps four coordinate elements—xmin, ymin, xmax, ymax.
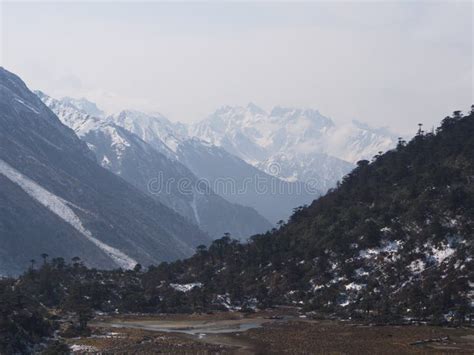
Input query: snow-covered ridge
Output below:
<box><xmin>62</xmin><ymin>97</ymin><xmax>105</xmax><ymax>118</ymax></box>
<box><xmin>108</xmin><ymin>110</ymin><xmax>188</xmax><ymax>159</ymax></box>
<box><xmin>0</xmin><ymin>158</ymin><xmax>137</xmax><ymax>269</ymax></box>
<box><xmin>36</xmin><ymin>92</ymin><xmax>136</xmax><ymax>166</ymax></box>
<box><xmin>35</xmin><ymin>91</ymin><xmax>104</xmax><ymax>137</ymax></box>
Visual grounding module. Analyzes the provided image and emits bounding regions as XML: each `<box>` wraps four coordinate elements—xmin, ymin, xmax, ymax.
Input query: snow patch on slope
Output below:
<box><xmin>14</xmin><ymin>98</ymin><xmax>40</xmax><ymax>114</ymax></box>
<box><xmin>190</xmin><ymin>191</ymin><xmax>201</xmax><ymax>225</ymax></box>
<box><xmin>170</xmin><ymin>282</ymin><xmax>203</xmax><ymax>292</ymax></box>
<box><xmin>0</xmin><ymin>159</ymin><xmax>137</xmax><ymax>269</ymax></box>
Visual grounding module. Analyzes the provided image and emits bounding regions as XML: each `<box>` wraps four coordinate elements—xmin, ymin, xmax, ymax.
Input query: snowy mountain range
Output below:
<box><xmin>106</xmin><ymin>106</ymin><xmax>399</xmax><ymax>218</ymax></box>
<box><xmin>37</xmin><ymin>92</ymin><xmax>272</xmax><ymax>239</ymax></box>
<box><xmin>38</xmin><ymin>94</ymin><xmax>398</xmax><ymax>223</ymax></box>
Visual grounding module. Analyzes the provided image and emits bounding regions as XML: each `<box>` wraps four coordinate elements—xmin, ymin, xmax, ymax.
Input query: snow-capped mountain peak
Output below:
<box><xmin>34</xmin><ymin>91</ymin><xmax>104</xmax><ymax>137</ymax></box>
<box><xmin>269</xmin><ymin>106</ymin><xmax>334</xmax><ymax>127</ymax></box>
<box><xmin>108</xmin><ymin>110</ymin><xmax>187</xmax><ymax>157</ymax></box>
<box><xmin>61</xmin><ymin>96</ymin><xmax>105</xmax><ymax>118</ymax></box>
<box><xmin>192</xmin><ymin>104</ymin><xmax>338</xmax><ymax>158</ymax></box>
<box><xmin>323</xmin><ymin>120</ymin><xmax>399</xmax><ymax>164</ymax></box>
<box><xmin>192</xmin><ymin>104</ymin><xmax>399</xmax><ymax>189</ymax></box>
<box><xmin>246</xmin><ymin>102</ymin><xmax>266</xmax><ymax>115</ymax></box>
<box><xmin>37</xmin><ymin>92</ymin><xmax>398</xmax><ymax>219</ymax></box>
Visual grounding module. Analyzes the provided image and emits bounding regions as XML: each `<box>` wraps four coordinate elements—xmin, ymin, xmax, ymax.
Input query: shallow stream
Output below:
<box><xmin>102</xmin><ymin>318</ymin><xmax>266</xmax><ymax>335</ymax></box>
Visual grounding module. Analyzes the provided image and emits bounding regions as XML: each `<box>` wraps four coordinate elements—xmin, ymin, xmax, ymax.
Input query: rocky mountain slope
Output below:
<box><xmin>0</xmin><ymin>67</ymin><xmax>211</xmax><ymax>275</ymax></box>
<box><xmin>37</xmin><ymin>93</ymin><xmax>272</xmax><ymax>239</ymax></box>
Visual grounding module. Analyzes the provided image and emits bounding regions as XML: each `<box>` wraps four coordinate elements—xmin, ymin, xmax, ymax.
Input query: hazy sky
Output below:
<box><xmin>1</xmin><ymin>1</ymin><xmax>472</xmax><ymax>133</ymax></box>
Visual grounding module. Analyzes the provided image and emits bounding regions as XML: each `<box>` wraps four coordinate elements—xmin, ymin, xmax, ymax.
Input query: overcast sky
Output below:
<box><xmin>1</xmin><ymin>1</ymin><xmax>472</xmax><ymax>134</ymax></box>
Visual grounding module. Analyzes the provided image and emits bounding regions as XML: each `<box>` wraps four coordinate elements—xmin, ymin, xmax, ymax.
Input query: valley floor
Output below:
<box><xmin>66</xmin><ymin>310</ymin><xmax>474</xmax><ymax>354</ymax></box>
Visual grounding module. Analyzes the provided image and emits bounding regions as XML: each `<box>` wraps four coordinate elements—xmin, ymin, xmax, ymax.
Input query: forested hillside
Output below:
<box><xmin>148</xmin><ymin>109</ymin><xmax>473</xmax><ymax>320</ymax></box>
